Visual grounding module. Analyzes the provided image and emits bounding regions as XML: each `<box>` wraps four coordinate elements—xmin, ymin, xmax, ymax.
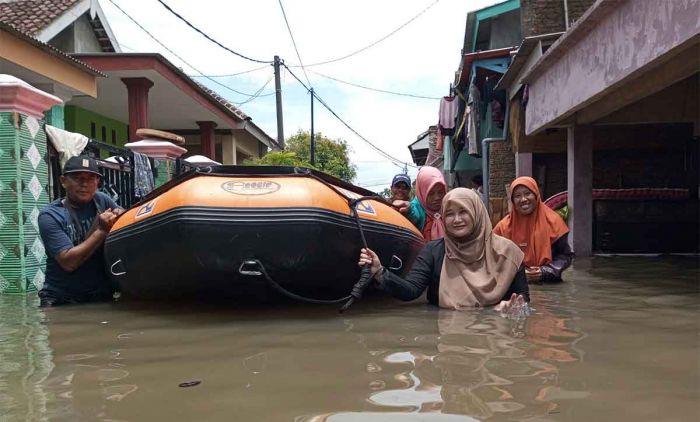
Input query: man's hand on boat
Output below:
<box><xmin>392</xmin><ymin>200</ymin><xmax>410</xmax><ymax>214</ymax></box>
<box><xmin>358</xmin><ymin>248</ymin><xmax>382</xmax><ymax>278</ymax></box>
<box><xmin>94</xmin><ymin>208</ymin><xmax>123</xmax><ymax>233</ymax></box>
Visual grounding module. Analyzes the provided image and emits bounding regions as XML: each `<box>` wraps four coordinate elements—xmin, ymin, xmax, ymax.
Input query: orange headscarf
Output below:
<box><xmin>493</xmin><ymin>177</ymin><xmax>569</xmax><ymax>267</ymax></box>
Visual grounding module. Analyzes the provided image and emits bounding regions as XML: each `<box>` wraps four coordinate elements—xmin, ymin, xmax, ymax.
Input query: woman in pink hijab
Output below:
<box><xmin>393</xmin><ymin>166</ymin><xmax>447</xmax><ymax>241</ymax></box>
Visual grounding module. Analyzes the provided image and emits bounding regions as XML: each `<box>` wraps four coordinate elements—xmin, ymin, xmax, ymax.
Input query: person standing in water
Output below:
<box><xmin>38</xmin><ymin>156</ymin><xmax>123</xmax><ymax>307</ymax></box>
<box><xmin>388</xmin><ymin>173</ymin><xmax>412</xmax><ymax>203</ymax></box>
<box><xmin>360</xmin><ymin>188</ymin><xmax>528</xmax><ymax>311</ymax></box>
<box><xmin>493</xmin><ymin>177</ymin><xmax>572</xmax><ymax>283</ymax></box>
<box><xmin>393</xmin><ymin>166</ymin><xmax>447</xmax><ymax>241</ymax></box>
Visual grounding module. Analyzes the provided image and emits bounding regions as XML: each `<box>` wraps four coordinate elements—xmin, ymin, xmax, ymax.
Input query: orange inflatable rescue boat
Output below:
<box><xmin>105</xmin><ymin>166</ymin><xmax>425</xmax><ymax>303</ymax></box>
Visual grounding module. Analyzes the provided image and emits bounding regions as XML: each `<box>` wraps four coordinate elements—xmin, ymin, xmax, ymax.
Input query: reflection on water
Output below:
<box><xmin>0</xmin><ymin>295</ymin><xmax>53</xmax><ymax>422</ymax></box>
<box><xmin>0</xmin><ymin>257</ymin><xmax>697</xmax><ymax>421</ymax></box>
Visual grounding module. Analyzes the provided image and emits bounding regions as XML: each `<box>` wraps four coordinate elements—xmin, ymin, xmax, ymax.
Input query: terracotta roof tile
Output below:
<box><xmin>0</xmin><ymin>20</ymin><xmax>105</xmax><ymax>76</ymax></box>
<box><xmin>193</xmin><ymin>81</ymin><xmax>250</xmax><ymax>121</ymax></box>
<box><xmin>0</xmin><ymin>0</ymin><xmax>81</xmax><ymax>35</ymax></box>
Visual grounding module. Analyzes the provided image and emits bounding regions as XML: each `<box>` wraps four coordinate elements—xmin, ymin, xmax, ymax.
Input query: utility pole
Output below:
<box><xmin>310</xmin><ymin>88</ymin><xmax>315</xmax><ymax>165</ymax></box>
<box><xmin>273</xmin><ymin>55</ymin><xmax>284</xmax><ymax>149</ymax></box>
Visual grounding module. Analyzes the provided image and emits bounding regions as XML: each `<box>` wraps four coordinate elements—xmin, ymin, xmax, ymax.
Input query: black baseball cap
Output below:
<box><xmin>391</xmin><ymin>174</ymin><xmax>411</xmax><ymax>187</ymax></box>
<box><xmin>63</xmin><ymin>155</ymin><xmax>101</xmax><ymax>177</ymax></box>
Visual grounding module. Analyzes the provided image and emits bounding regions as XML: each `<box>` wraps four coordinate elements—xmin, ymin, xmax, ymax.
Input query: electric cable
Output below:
<box><xmin>106</xmin><ymin>0</ymin><xmax>272</xmax><ymax>100</ymax></box>
<box><xmin>191</xmin><ymin>65</ymin><xmax>270</xmax><ymax>78</ymax></box>
<box><xmin>283</xmin><ymin>64</ymin><xmax>417</xmax><ymax>169</ymax></box>
<box><xmin>155</xmin><ymin>0</ymin><xmax>272</xmax><ymax>64</ymax></box>
<box><xmin>307</xmin><ymin>69</ymin><xmax>440</xmax><ymax>100</ymax></box>
<box><xmin>287</xmin><ymin>0</ymin><xmax>440</xmax><ymax>68</ymax></box>
<box><xmin>235</xmin><ymin>73</ymin><xmax>275</xmax><ymax>107</ymax></box>
<box><xmin>312</xmin><ymin>91</ymin><xmax>419</xmax><ymax>168</ymax></box>
<box><xmin>277</xmin><ymin>0</ymin><xmax>312</xmax><ymax>88</ymax></box>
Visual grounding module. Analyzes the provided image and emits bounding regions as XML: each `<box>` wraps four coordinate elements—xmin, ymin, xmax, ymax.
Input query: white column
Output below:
<box><xmin>515</xmin><ymin>152</ymin><xmax>533</xmax><ymax>177</ymax></box>
<box><xmin>567</xmin><ymin>125</ymin><xmax>593</xmax><ymax>256</ymax></box>
<box><xmin>221</xmin><ymin>132</ymin><xmax>237</xmax><ymax>165</ymax></box>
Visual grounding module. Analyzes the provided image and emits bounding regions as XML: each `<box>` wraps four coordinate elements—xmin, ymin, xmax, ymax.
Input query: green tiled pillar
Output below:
<box><xmin>0</xmin><ymin>76</ymin><xmax>61</xmax><ymax>295</ymax></box>
<box><xmin>44</xmin><ymin>104</ymin><xmax>65</xmax><ymax>129</ymax></box>
<box><xmin>125</xmin><ymin>140</ymin><xmax>187</xmax><ymax>188</ymax></box>
<box><xmin>153</xmin><ymin>158</ymin><xmax>175</xmax><ymax>188</ymax></box>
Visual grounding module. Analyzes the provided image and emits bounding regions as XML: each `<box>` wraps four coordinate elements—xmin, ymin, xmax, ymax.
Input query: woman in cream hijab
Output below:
<box><xmin>359</xmin><ymin>188</ymin><xmax>528</xmax><ymax>311</ymax></box>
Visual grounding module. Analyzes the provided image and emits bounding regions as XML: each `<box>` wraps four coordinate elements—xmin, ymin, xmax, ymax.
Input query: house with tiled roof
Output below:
<box><xmin>2</xmin><ymin>0</ymin><xmax>277</xmax><ymax>163</ymax></box>
<box><xmin>0</xmin><ymin>0</ymin><xmax>119</xmax><ymax>53</ymax></box>
<box><xmin>71</xmin><ymin>52</ymin><xmax>279</xmax><ymax>163</ymax></box>
<box><xmin>0</xmin><ymin>0</ymin><xmax>278</xmax><ymax>295</ymax></box>
<box><xmin>0</xmin><ymin>14</ymin><xmax>106</xmax><ymax>295</ymax></box>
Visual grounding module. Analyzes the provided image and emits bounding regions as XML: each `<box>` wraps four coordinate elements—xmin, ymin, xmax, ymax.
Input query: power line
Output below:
<box><xmin>283</xmin><ymin>62</ymin><xmax>310</xmax><ymax>91</ymax></box>
<box><xmin>312</xmin><ymin>91</ymin><xmax>418</xmax><ymax>168</ymax></box>
<box><xmin>235</xmin><ymin>73</ymin><xmax>275</xmax><ymax>107</ymax></box>
<box><xmin>308</xmin><ymin>69</ymin><xmax>441</xmax><ymax>100</ymax></box>
<box><xmin>190</xmin><ymin>65</ymin><xmax>270</xmax><ymax>78</ymax></box>
<box><xmin>284</xmin><ymin>64</ymin><xmax>417</xmax><ymax>168</ymax></box>
<box><xmin>315</xmin><ymin>92</ymin><xmax>418</xmax><ymax>168</ymax></box>
<box><xmin>277</xmin><ymin>0</ymin><xmax>312</xmax><ymax>88</ymax></box>
<box><xmin>285</xmin><ymin>66</ymin><xmax>417</xmax><ymax>168</ymax></box>
<box><xmin>106</xmin><ymin>0</ymin><xmax>271</xmax><ymax>101</ymax></box>
<box><xmin>288</xmin><ymin>0</ymin><xmax>440</xmax><ymax>68</ymax></box>
<box><xmin>155</xmin><ymin>0</ymin><xmax>272</xmax><ymax>64</ymax></box>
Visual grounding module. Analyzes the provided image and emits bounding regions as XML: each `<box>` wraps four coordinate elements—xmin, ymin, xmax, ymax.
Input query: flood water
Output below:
<box><xmin>1</xmin><ymin>257</ymin><xmax>698</xmax><ymax>422</ymax></box>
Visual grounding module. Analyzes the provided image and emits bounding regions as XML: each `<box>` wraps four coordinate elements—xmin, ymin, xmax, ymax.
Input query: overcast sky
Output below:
<box><xmin>100</xmin><ymin>0</ymin><xmax>500</xmax><ymax>190</ymax></box>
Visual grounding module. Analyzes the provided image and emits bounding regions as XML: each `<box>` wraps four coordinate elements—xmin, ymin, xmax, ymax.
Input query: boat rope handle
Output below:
<box><xmin>110</xmin><ymin>259</ymin><xmax>126</xmax><ymax>276</ymax></box>
<box><xmin>217</xmin><ymin>168</ymin><xmax>394</xmax><ymax>312</ymax></box>
<box><xmin>236</xmin><ymin>197</ymin><xmax>379</xmax><ymax>310</ymax></box>
<box><xmin>389</xmin><ymin>255</ymin><xmax>403</xmax><ymax>271</ymax></box>
<box><xmin>241</xmin><ymin>259</ymin><xmax>352</xmax><ymax>305</ymax></box>
<box><xmin>339</xmin><ymin>197</ymin><xmax>378</xmax><ymax>313</ymax></box>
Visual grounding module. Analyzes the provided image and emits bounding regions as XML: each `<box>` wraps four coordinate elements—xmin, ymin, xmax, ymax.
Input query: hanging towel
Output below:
<box><xmin>133</xmin><ymin>152</ymin><xmax>155</xmax><ymax>198</ymax></box>
<box><xmin>45</xmin><ymin>125</ymin><xmax>89</xmax><ymax>168</ymax></box>
<box><xmin>467</xmin><ymin>83</ymin><xmax>481</xmax><ymax>156</ymax></box>
<box><xmin>438</xmin><ymin>96</ymin><xmax>458</xmax><ymax>130</ymax></box>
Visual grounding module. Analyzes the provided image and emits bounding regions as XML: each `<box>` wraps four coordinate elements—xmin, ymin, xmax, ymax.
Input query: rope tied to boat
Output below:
<box><xmin>339</xmin><ymin>197</ymin><xmax>378</xmax><ymax>313</ymax></box>
<box><xmin>234</xmin><ymin>172</ymin><xmax>383</xmax><ymax>311</ymax></box>
<box><xmin>238</xmin><ymin>195</ymin><xmax>378</xmax><ymax>311</ymax></box>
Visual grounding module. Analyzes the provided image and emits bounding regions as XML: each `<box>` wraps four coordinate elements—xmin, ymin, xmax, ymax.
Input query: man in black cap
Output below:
<box><xmin>389</xmin><ymin>173</ymin><xmax>412</xmax><ymax>203</ymax></box>
<box><xmin>37</xmin><ymin>155</ymin><xmax>124</xmax><ymax>306</ymax></box>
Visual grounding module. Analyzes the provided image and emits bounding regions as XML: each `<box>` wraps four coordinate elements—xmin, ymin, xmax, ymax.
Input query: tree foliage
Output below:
<box><xmin>247</xmin><ymin>130</ymin><xmax>356</xmax><ymax>182</ymax></box>
<box><xmin>246</xmin><ymin>150</ymin><xmax>311</xmax><ymax>168</ymax></box>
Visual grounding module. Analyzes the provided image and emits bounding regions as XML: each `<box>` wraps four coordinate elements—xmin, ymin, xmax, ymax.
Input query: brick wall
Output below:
<box><xmin>489</xmin><ymin>140</ymin><xmax>516</xmax><ymax>198</ymax></box>
<box><xmin>521</xmin><ymin>0</ymin><xmax>596</xmax><ymax>37</ymax></box>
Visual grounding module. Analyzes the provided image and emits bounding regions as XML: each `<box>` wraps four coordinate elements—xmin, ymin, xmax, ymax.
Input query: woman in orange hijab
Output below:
<box><xmin>493</xmin><ymin>177</ymin><xmax>572</xmax><ymax>283</ymax></box>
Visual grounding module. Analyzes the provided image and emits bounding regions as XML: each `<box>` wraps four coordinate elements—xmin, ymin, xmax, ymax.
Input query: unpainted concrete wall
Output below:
<box><xmin>526</xmin><ymin>0</ymin><xmax>700</xmax><ymax>134</ymax></box>
<box><xmin>48</xmin><ymin>15</ymin><xmax>102</xmax><ymax>54</ymax></box>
